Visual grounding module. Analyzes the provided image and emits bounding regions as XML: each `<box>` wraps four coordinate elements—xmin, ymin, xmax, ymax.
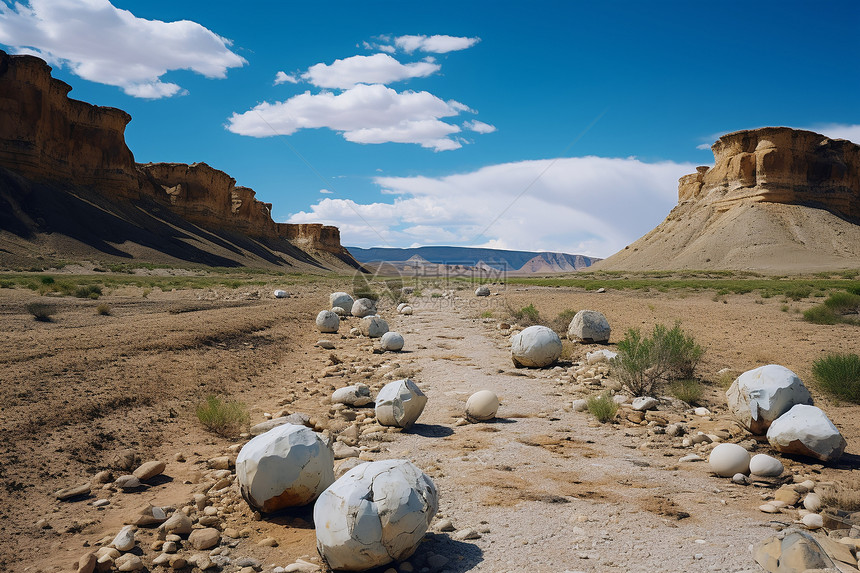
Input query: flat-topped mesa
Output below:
<box><xmin>679</xmin><ymin>127</ymin><xmax>860</xmax><ymax>220</ymax></box>
<box><xmin>276</xmin><ymin>223</ymin><xmax>345</xmax><ymax>254</ymax></box>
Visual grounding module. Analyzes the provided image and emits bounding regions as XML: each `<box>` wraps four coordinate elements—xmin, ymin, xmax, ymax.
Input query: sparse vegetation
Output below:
<box><xmin>96</xmin><ymin>303</ymin><xmax>112</xmax><ymax>316</ymax></box>
<box><xmin>668</xmin><ymin>379</ymin><xmax>704</xmax><ymax>405</ymax></box>
<box><xmin>510</xmin><ymin>303</ymin><xmax>541</xmax><ymax>326</ymax></box>
<box><xmin>812</xmin><ymin>353</ymin><xmax>860</xmax><ymax>403</ymax></box>
<box><xmin>548</xmin><ymin>308</ymin><xmax>578</xmax><ymax>334</ymax></box>
<box><xmin>586</xmin><ymin>391</ymin><xmax>618</xmax><ymax>423</ymax></box>
<box><xmin>803</xmin><ymin>291</ymin><xmax>860</xmax><ymax>325</ymax></box>
<box><xmin>196</xmin><ymin>395</ymin><xmax>250</xmax><ymax>438</ymax></box>
<box><xmin>479</xmin><ymin>310</ymin><xmax>494</xmax><ymax>319</ymax></box>
<box><xmin>612</xmin><ymin>322</ymin><xmax>702</xmax><ymax>396</ymax></box>
<box><xmin>26</xmin><ymin>302</ymin><xmax>56</xmax><ymax>322</ymax></box>
<box><xmin>74</xmin><ymin>285</ymin><xmax>102</xmax><ymax>299</ymax></box>
<box><xmin>819</xmin><ymin>477</ymin><xmax>860</xmax><ymax>513</ymax></box>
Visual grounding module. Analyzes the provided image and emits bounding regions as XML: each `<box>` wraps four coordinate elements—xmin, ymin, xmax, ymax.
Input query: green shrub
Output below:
<box><xmin>785</xmin><ymin>286</ymin><xmax>813</xmax><ymax>301</ymax></box>
<box><xmin>26</xmin><ymin>302</ymin><xmax>55</xmax><ymax>322</ymax></box>
<box><xmin>479</xmin><ymin>310</ymin><xmax>493</xmax><ymax>318</ymax></box>
<box><xmin>40</xmin><ymin>276</ymin><xmax>55</xmax><ymax>285</ymax></box>
<box><xmin>803</xmin><ymin>305</ymin><xmax>839</xmax><ymax>324</ymax></box>
<box><xmin>196</xmin><ymin>395</ymin><xmax>250</xmax><ymax>438</ymax></box>
<box><xmin>74</xmin><ymin>284</ymin><xmax>102</xmax><ymax>299</ymax></box>
<box><xmin>824</xmin><ymin>291</ymin><xmax>860</xmax><ymax>313</ymax></box>
<box><xmin>548</xmin><ymin>309</ymin><xmax>578</xmax><ymax>334</ymax></box>
<box><xmin>612</xmin><ymin>322</ymin><xmax>702</xmax><ymax>396</ymax></box>
<box><xmin>812</xmin><ymin>353</ymin><xmax>860</xmax><ymax>403</ymax></box>
<box><xmin>511</xmin><ymin>303</ymin><xmax>541</xmax><ymax>326</ymax></box>
<box><xmin>96</xmin><ymin>304</ymin><xmax>112</xmax><ymax>316</ymax></box>
<box><xmin>804</xmin><ymin>291</ymin><xmax>860</xmax><ymax>325</ymax></box>
<box><xmin>669</xmin><ymin>379</ymin><xmax>704</xmax><ymax>405</ymax></box>
<box><xmin>651</xmin><ymin>322</ymin><xmax>703</xmax><ymax>380</ymax></box>
<box><xmin>586</xmin><ymin>392</ymin><xmax>618</xmax><ymax>423</ymax></box>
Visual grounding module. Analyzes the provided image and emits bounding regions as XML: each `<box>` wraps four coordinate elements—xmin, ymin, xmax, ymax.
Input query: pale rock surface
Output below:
<box><xmin>475</xmin><ymin>285</ymin><xmax>490</xmax><ymax>296</ymax></box>
<box><xmin>316</xmin><ymin>310</ymin><xmax>340</xmax><ymax>334</ymax></box>
<box><xmin>567</xmin><ymin>310</ymin><xmax>611</xmax><ymax>343</ymax></box>
<box><xmin>360</xmin><ymin>316</ymin><xmax>389</xmax><ymax>338</ymax></box>
<box><xmin>111</xmin><ymin>525</ymin><xmax>136</xmax><ymax>552</ymax></box>
<box><xmin>331</xmin><ymin>384</ymin><xmax>373</xmax><ymax>407</ymax></box>
<box><xmin>114</xmin><ymin>475</ymin><xmax>141</xmax><ymax>489</ymax></box>
<box><xmin>236</xmin><ymin>424</ymin><xmax>334</xmax><ymax>512</ymax></box>
<box><xmin>804</xmin><ymin>493</ymin><xmax>822</xmax><ymax>512</ymax></box>
<box><xmin>314</xmin><ymin>459</ymin><xmax>438</xmax><ymax>571</ymax></box>
<box><xmin>397</xmin><ymin>303</ymin><xmax>408</xmax><ymax>312</ymax></box>
<box><xmin>351</xmin><ymin>298</ymin><xmax>377</xmax><ymax>318</ymax></box>
<box><xmin>115</xmin><ymin>554</ymin><xmax>143</xmax><ymax>571</ymax></box>
<box><xmin>375</xmin><ymin>379</ymin><xmax>427</xmax><ymax>429</ymax></box>
<box><xmin>632</xmin><ymin>397</ymin><xmax>658</xmax><ymax>411</ymax></box>
<box><xmin>586</xmin><ymin>349</ymin><xmax>617</xmax><ymax>364</ymax></box>
<box><xmin>465</xmin><ymin>390</ymin><xmax>500</xmax><ymax>422</ymax></box>
<box><xmin>380</xmin><ymin>331</ymin><xmax>404</xmax><ymax>352</ymax></box>
<box><xmin>330</xmin><ymin>292</ymin><xmax>354</xmax><ymax>310</ymax></box>
<box><xmin>726</xmin><ymin>364</ymin><xmax>813</xmax><ymax>435</ymax></box>
<box><xmin>132</xmin><ymin>460</ymin><xmax>165</xmax><ymax>481</ymax></box>
<box><xmin>332</xmin><ymin>306</ymin><xmax>348</xmax><ymax>317</ymax></box>
<box><xmin>250</xmin><ymin>413</ymin><xmax>311</xmax><ymax>436</ymax></box>
<box><xmin>511</xmin><ymin>325</ymin><xmax>562</xmax><ymax>368</ymax></box>
<box><xmin>274</xmin><ymin>290</ymin><xmax>288</xmax><ymax>299</ymax></box>
<box><xmin>766</xmin><ymin>404</ymin><xmax>847</xmax><ymax>461</ymax></box>
<box><xmin>188</xmin><ymin>528</ymin><xmax>220</xmax><ymax>550</ymax></box>
<box><xmin>158</xmin><ymin>513</ymin><xmax>192</xmax><ymax>536</ymax></box>
<box><xmin>708</xmin><ymin>443</ymin><xmax>750</xmax><ymax>477</ymax></box>
<box><xmin>802</xmin><ymin>513</ymin><xmax>824</xmax><ymax>529</ymax></box>
<box><xmin>749</xmin><ymin>454</ymin><xmax>784</xmax><ymax>477</ymax></box>
<box><xmin>399</xmin><ymin>305</ymin><xmax>413</xmax><ymax>315</ymax></box>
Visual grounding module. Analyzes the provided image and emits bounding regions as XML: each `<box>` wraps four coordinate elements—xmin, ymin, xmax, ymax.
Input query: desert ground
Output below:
<box><xmin>1</xmin><ymin>271</ymin><xmax>859</xmax><ymax>573</ymax></box>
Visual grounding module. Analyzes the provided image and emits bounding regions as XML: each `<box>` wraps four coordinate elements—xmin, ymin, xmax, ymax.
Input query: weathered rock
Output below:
<box><xmin>398</xmin><ymin>305</ymin><xmax>413</xmax><ymax>315</ymax></box>
<box><xmin>632</xmin><ymin>397</ymin><xmax>658</xmax><ymax>411</ymax></box>
<box><xmin>360</xmin><ymin>316</ymin><xmax>389</xmax><ymax>338</ymax></box>
<box><xmin>332</xmin><ymin>306</ymin><xmax>348</xmax><ymax>317</ymax></box>
<box><xmin>802</xmin><ymin>514</ymin><xmax>824</xmax><ymax>530</ymax></box>
<box><xmin>316</xmin><ymin>310</ymin><xmax>340</xmax><ymax>334</ymax></box>
<box><xmin>132</xmin><ymin>460</ymin><xmax>165</xmax><ymax>482</ymax></box>
<box><xmin>567</xmin><ymin>310</ymin><xmax>611</xmax><ymax>343</ymax></box>
<box><xmin>158</xmin><ymin>512</ymin><xmax>193</xmax><ymax>536</ymax></box>
<box><xmin>774</xmin><ymin>487</ymin><xmax>801</xmax><ymax>506</ymax></box>
<box><xmin>56</xmin><ymin>483</ymin><xmax>91</xmax><ymax>500</ymax></box>
<box><xmin>274</xmin><ymin>290</ymin><xmax>288</xmax><ymax>299</ymax></box>
<box><xmin>475</xmin><ymin>286</ymin><xmax>490</xmax><ymax>297</ymax></box>
<box><xmin>113</xmin><ymin>475</ymin><xmax>142</xmax><ymax>490</ymax></box>
<box><xmin>207</xmin><ymin>456</ymin><xmax>234</xmax><ymax>470</ymax></box>
<box><xmin>236</xmin><ymin>424</ymin><xmax>334</xmax><ymax>512</ymax></box>
<box><xmin>314</xmin><ymin>459</ymin><xmax>438</xmax><ymax>571</ymax></box>
<box><xmin>586</xmin><ymin>349</ymin><xmax>617</xmax><ymax>364</ymax></box>
<box><xmin>330</xmin><ymin>292</ymin><xmax>354</xmax><ymax>310</ymax></box>
<box><xmin>130</xmin><ymin>504</ymin><xmax>167</xmax><ymax>527</ymax></box>
<box><xmin>511</xmin><ymin>325</ymin><xmax>562</xmax><ymax>368</ymax></box>
<box><xmin>767</xmin><ymin>404</ymin><xmax>846</xmax><ymax>461</ymax></box>
<box><xmin>804</xmin><ymin>493</ymin><xmax>823</xmax><ymax>512</ymax></box>
<box><xmin>754</xmin><ymin>530</ymin><xmax>836</xmax><ymax>572</ymax></box>
<box><xmin>726</xmin><ymin>364</ymin><xmax>813</xmax><ymax>435</ymax></box>
<box><xmin>465</xmin><ymin>390</ymin><xmax>500</xmax><ymax>422</ymax></box>
<box><xmin>749</xmin><ymin>454</ymin><xmax>784</xmax><ymax>477</ymax></box>
<box><xmin>115</xmin><ymin>554</ymin><xmax>143</xmax><ymax>572</ymax></box>
<box><xmin>375</xmin><ymin>379</ymin><xmax>427</xmax><ymax>429</ymax></box>
<box><xmin>76</xmin><ymin>552</ymin><xmax>97</xmax><ymax>573</ymax></box>
<box><xmin>379</xmin><ymin>331</ymin><xmax>404</xmax><ymax>352</ymax></box>
<box><xmin>250</xmin><ymin>413</ymin><xmax>311</xmax><ymax>436</ymax></box>
<box><xmin>188</xmin><ymin>528</ymin><xmax>220</xmax><ymax>550</ymax></box>
<box><xmin>708</xmin><ymin>443</ymin><xmax>750</xmax><ymax>477</ymax></box>
<box><xmin>351</xmin><ymin>298</ymin><xmax>377</xmax><ymax>318</ymax></box>
<box><xmin>316</xmin><ymin>339</ymin><xmax>336</xmax><ymax>349</ymax></box>
<box><xmin>111</xmin><ymin>525</ymin><xmax>136</xmax><ymax>552</ymax></box>
<box><xmin>331</xmin><ymin>384</ymin><xmax>373</xmax><ymax>407</ymax></box>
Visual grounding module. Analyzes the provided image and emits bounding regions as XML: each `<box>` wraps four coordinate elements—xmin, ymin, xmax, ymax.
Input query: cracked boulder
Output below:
<box><xmin>330</xmin><ymin>292</ymin><xmax>355</xmax><ymax>311</ymax></box>
<box><xmin>316</xmin><ymin>310</ymin><xmax>340</xmax><ymax>334</ymax></box>
<box><xmin>375</xmin><ymin>379</ymin><xmax>427</xmax><ymax>429</ymax></box>
<box><xmin>567</xmin><ymin>310</ymin><xmax>611</xmax><ymax>343</ymax></box>
<box><xmin>511</xmin><ymin>325</ymin><xmax>562</xmax><ymax>368</ymax></box>
<box><xmin>314</xmin><ymin>459</ymin><xmax>439</xmax><ymax>571</ymax></box>
<box><xmin>360</xmin><ymin>316</ymin><xmax>389</xmax><ymax>338</ymax></box>
<box><xmin>236</xmin><ymin>424</ymin><xmax>334</xmax><ymax>512</ymax></box>
<box><xmin>351</xmin><ymin>298</ymin><xmax>377</xmax><ymax>318</ymax></box>
<box><xmin>726</xmin><ymin>364</ymin><xmax>813</xmax><ymax>435</ymax></box>
<box><xmin>766</xmin><ymin>404</ymin><xmax>847</xmax><ymax>462</ymax></box>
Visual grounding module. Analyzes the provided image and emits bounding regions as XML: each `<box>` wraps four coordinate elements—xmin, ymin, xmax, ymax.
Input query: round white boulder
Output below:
<box><xmin>475</xmin><ymin>285</ymin><xmax>490</xmax><ymax>297</ymax></box>
<box><xmin>749</xmin><ymin>454</ymin><xmax>783</xmax><ymax>477</ymax></box>
<box><xmin>766</xmin><ymin>404</ymin><xmax>846</xmax><ymax>461</ymax></box>
<box><xmin>380</xmin><ymin>331</ymin><xmax>404</xmax><ymax>352</ymax></box>
<box><xmin>273</xmin><ymin>289</ymin><xmax>288</xmax><ymax>299</ymax></box>
<box><xmin>236</xmin><ymin>424</ymin><xmax>334</xmax><ymax>513</ymax></box>
<box><xmin>396</xmin><ymin>303</ymin><xmax>408</xmax><ymax>312</ymax></box>
<box><xmin>465</xmin><ymin>390</ymin><xmax>499</xmax><ymax>422</ymax></box>
<box><xmin>511</xmin><ymin>325</ymin><xmax>562</xmax><ymax>368</ymax></box>
<box><xmin>399</xmin><ymin>305</ymin><xmax>413</xmax><ymax>315</ymax></box>
<box><xmin>316</xmin><ymin>310</ymin><xmax>340</xmax><ymax>333</ymax></box>
<box><xmin>314</xmin><ymin>459</ymin><xmax>438</xmax><ymax>572</ymax></box>
<box><xmin>708</xmin><ymin>443</ymin><xmax>750</xmax><ymax>477</ymax></box>
<box><xmin>567</xmin><ymin>310</ymin><xmax>611</xmax><ymax>343</ymax></box>
<box><xmin>375</xmin><ymin>379</ymin><xmax>427</xmax><ymax>429</ymax></box>
<box><xmin>725</xmin><ymin>364</ymin><xmax>813</xmax><ymax>435</ymax></box>
<box><xmin>360</xmin><ymin>316</ymin><xmax>389</xmax><ymax>338</ymax></box>
<box><xmin>330</xmin><ymin>292</ymin><xmax>354</xmax><ymax>311</ymax></box>
<box><xmin>332</xmin><ymin>306</ymin><xmax>348</xmax><ymax>317</ymax></box>
<box><xmin>351</xmin><ymin>298</ymin><xmax>377</xmax><ymax>318</ymax></box>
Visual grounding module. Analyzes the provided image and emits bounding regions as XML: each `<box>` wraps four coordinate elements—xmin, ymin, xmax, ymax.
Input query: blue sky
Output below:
<box><xmin>1</xmin><ymin>1</ymin><xmax>859</xmax><ymax>257</ymax></box>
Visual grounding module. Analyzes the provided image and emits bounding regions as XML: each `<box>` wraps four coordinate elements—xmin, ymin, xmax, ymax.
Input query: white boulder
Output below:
<box><xmin>375</xmin><ymin>379</ymin><xmax>427</xmax><ymax>429</ymax></box>
<box><xmin>330</xmin><ymin>292</ymin><xmax>354</xmax><ymax>311</ymax></box>
<box><xmin>511</xmin><ymin>325</ymin><xmax>562</xmax><ymax>368</ymax></box>
<box><xmin>726</xmin><ymin>365</ymin><xmax>813</xmax><ymax>435</ymax></box>
<box><xmin>316</xmin><ymin>310</ymin><xmax>340</xmax><ymax>333</ymax></box>
<box><xmin>274</xmin><ymin>289</ymin><xmax>288</xmax><ymax>299</ymax></box>
<box><xmin>396</xmin><ymin>303</ymin><xmax>408</xmax><ymax>312</ymax></box>
<box><xmin>314</xmin><ymin>459</ymin><xmax>438</xmax><ymax>572</ymax></box>
<box><xmin>465</xmin><ymin>390</ymin><xmax>499</xmax><ymax>422</ymax></box>
<box><xmin>567</xmin><ymin>310</ymin><xmax>611</xmax><ymax>343</ymax></box>
<box><xmin>632</xmin><ymin>397</ymin><xmax>659</xmax><ymax>411</ymax></box>
<box><xmin>112</xmin><ymin>525</ymin><xmax>136</xmax><ymax>551</ymax></box>
<box><xmin>351</xmin><ymin>298</ymin><xmax>377</xmax><ymax>318</ymax></box>
<box><xmin>360</xmin><ymin>316</ymin><xmax>389</xmax><ymax>338</ymax></box>
<box><xmin>586</xmin><ymin>349</ymin><xmax>618</xmax><ymax>364</ymax></box>
<box><xmin>380</xmin><ymin>331</ymin><xmax>404</xmax><ymax>352</ymax></box>
<box><xmin>766</xmin><ymin>404</ymin><xmax>846</xmax><ymax>461</ymax></box>
<box><xmin>749</xmin><ymin>454</ymin><xmax>784</xmax><ymax>477</ymax></box>
<box><xmin>236</xmin><ymin>424</ymin><xmax>334</xmax><ymax>512</ymax></box>
<box><xmin>708</xmin><ymin>443</ymin><xmax>750</xmax><ymax>477</ymax></box>
<box><xmin>399</xmin><ymin>306</ymin><xmax>413</xmax><ymax>315</ymax></box>
<box><xmin>475</xmin><ymin>285</ymin><xmax>490</xmax><ymax>297</ymax></box>
<box><xmin>331</xmin><ymin>384</ymin><xmax>373</xmax><ymax>407</ymax></box>
<box><xmin>332</xmin><ymin>306</ymin><xmax>348</xmax><ymax>317</ymax></box>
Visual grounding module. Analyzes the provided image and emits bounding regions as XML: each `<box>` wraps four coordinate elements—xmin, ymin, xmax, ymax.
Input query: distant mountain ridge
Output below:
<box><xmin>347</xmin><ymin>246</ymin><xmax>599</xmax><ymax>273</ymax></box>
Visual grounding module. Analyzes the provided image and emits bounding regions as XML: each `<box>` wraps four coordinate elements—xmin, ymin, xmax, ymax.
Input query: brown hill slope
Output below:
<box><xmin>596</xmin><ymin>127</ymin><xmax>860</xmax><ymax>272</ymax></box>
<box><xmin>0</xmin><ymin>49</ymin><xmax>361</xmax><ymax>271</ymax></box>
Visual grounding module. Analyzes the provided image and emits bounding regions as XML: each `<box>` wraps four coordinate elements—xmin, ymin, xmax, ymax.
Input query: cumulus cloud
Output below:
<box><xmin>274</xmin><ymin>71</ymin><xmax>298</xmax><ymax>85</ymax></box>
<box><xmin>463</xmin><ymin>120</ymin><xmax>496</xmax><ymax>134</ymax></box>
<box><xmin>0</xmin><ymin>0</ymin><xmax>246</xmax><ymax>98</ymax></box>
<box><xmin>302</xmin><ymin>53</ymin><xmax>440</xmax><ymax>89</ymax></box>
<box><xmin>394</xmin><ymin>34</ymin><xmax>480</xmax><ymax>54</ymax></box>
<box><xmin>287</xmin><ymin>156</ymin><xmax>696</xmax><ymax>257</ymax></box>
<box><xmin>227</xmin><ymin>83</ymin><xmax>467</xmax><ymax>151</ymax></box>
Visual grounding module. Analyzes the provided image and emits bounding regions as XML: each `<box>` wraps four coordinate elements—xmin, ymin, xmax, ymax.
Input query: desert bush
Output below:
<box><xmin>804</xmin><ymin>291</ymin><xmax>860</xmax><ymax>325</ymax></box>
<box><xmin>668</xmin><ymin>379</ymin><xmax>704</xmax><ymax>405</ymax></box>
<box><xmin>651</xmin><ymin>322</ymin><xmax>703</xmax><ymax>379</ymax></box>
<box><xmin>40</xmin><ymin>276</ymin><xmax>55</xmax><ymax>285</ymax></box>
<box><xmin>818</xmin><ymin>477</ymin><xmax>860</xmax><ymax>513</ymax></box>
<box><xmin>511</xmin><ymin>303</ymin><xmax>541</xmax><ymax>326</ymax></box>
<box><xmin>784</xmin><ymin>286</ymin><xmax>813</xmax><ymax>301</ymax></box>
<box><xmin>824</xmin><ymin>291</ymin><xmax>860</xmax><ymax>313</ymax></box>
<box><xmin>196</xmin><ymin>395</ymin><xmax>249</xmax><ymax>438</ymax></box>
<box><xmin>586</xmin><ymin>392</ymin><xmax>618</xmax><ymax>423</ymax></box>
<box><xmin>803</xmin><ymin>305</ymin><xmax>839</xmax><ymax>324</ymax></box>
<box><xmin>812</xmin><ymin>353</ymin><xmax>860</xmax><ymax>403</ymax></box>
<box><xmin>612</xmin><ymin>322</ymin><xmax>702</xmax><ymax>396</ymax></box>
<box><xmin>96</xmin><ymin>303</ymin><xmax>112</xmax><ymax>316</ymax></box>
<box><xmin>548</xmin><ymin>308</ymin><xmax>578</xmax><ymax>334</ymax></box>
<box><xmin>26</xmin><ymin>302</ymin><xmax>55</xmax><ymax>322</ymax></box>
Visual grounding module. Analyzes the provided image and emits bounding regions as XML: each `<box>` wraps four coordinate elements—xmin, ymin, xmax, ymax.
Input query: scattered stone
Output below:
<box><xmin>334</xmin><ymin>457</ymin><xmax>365</xmax><ymax>479</ymax></box>
<box><xmin>333</xmin><ymin>442</ymin><xmax>360</xmax><ymax>459</ymax></box>
<box><xmin>774</xmin><ymin>487</ymin><xmax>801</xmax><ymax>506</ymax></box>
<box><xmin>632</xmin><ymin>397</ymin><xmax>658</xmax><ymax>411</ymax></box>
<box><xmin>567</xmin><ymin>310</ymin><xmax>611</xmax><ymax>343</ymax></box>
<box><xmin>274</xmin><ymin>290</ymin><xmax>288</xmax><ymax>299</ymax></box>
<box><xmin>158</xmin><ymin>512</ymin><xmax>193</xmax><ymax>536</ymax></box>
<box><xmin>435</xmin><ymin>518</ymin><xmax>455</xmax><ymax>532</ymax></box>
<box><xmin>465</xmin><ymin>390</ymin><xmax>500</xmax><ymax>422</ymax></box>
<box><xmin>316</xmin><ymin>310</ymin><xmax>340</xmax><ymax>333</ymax></box>
<box><xmin>92</xmin><ymin>470</ymin><xmax>113</xmax><ymax>484</ymax></box>
<box><xmin>111</xmin><ymin>525</ymin><xmax>136</xmax><ymax>551</ymax></box>
<box><xmin>453</xmin><ymin>528</ymin><xmax>481</xmax><ymax>540</ymax></box>
<box><xmin>732</xmin><ymin>473</ymin><xmax>749</xmax><ymax>485</ymax></box>
<box><xmin>586</xmin><ymin>349</ymin><xmax>617</xmax><ymax>364</ymax></box>
<box><xmin>708</xmin><ymin>443</ymin><xmax>750</xmax><ymax>477</ymax></box>
<box><xmin>131</xmin><ymin>504</ymin><xmax>167</xmax><ymax>527</ymax></box>
<box><xmin>666</xmin><ymin>423</ymin><xmax>687</xmax><ymax>437</ymax></box>
<box><xmin>360</xmin><ymin>316</ymin><xmax>389</xmax><ymax>338</ymax></box>
<box><xmin>351</xmin><ymin>298</ymin><xmax>377</xmax><ymax>318</ymax></box>
<box><xmin>76</xmin><ymin>552</ymin><xmax>97</xmax><ymax>573</ymax></box>
<box><xmin>314</xmin><ymin>459</ymin><xmax>438</xmax><ymax>572</ymax></box>
<box><xmin>767</xmin><ymin>404</ymin><xmax>847</xmax><ymax>462</ymax></box>
<box><xmin>132</xmin><ymin>460</ymin><xmax>165</xmax><ymax>481</ymax></box>
<box><xmin>56</xmin><ymin>483</ymin><xmax>91</xmax><ymax>500</ymax></box>
<box><xmin>285</xmin><ymin>560</ymin><xmax>319</xmax><ymax>573</ymax></box>
<box><xmin>330</xmin><ymin>292</ymin><xmax>354</xmax><ymax>311</ymax></box>
<box><xmin>804</xmin><ymin>493</ymin><xmax>823</xmax><ymax>512</ymax></box>
<box><xmin>189</xmin><ymin>528</ymin><xmax>220</xmax><ymax>550</ymax></box>
<box><xmin>749</xmin><ymin>454</ymin><xmax>784</xmax><ymax>477</ymax></box>
<box><xmin>115</xmin><ymin>554</ymin><xmax>143</xmax><ymax>571</ymax></box>
<box><xmin>250</xmin><ymin>413</ymin><xmax>311</xmax><ymax>436</ymax></box>
<box><xmin>679</xmin><ymin>454</ymin><xmax>704</xmax><ymax>463</ymax></box>
<box><xmin>258</xmin><ymin>537</ymin><xmax>278</xmax><ymax>547</ymax></box>
<box><xmin>571</xmin><ymin>399</ymin><xmax>588</xmax><ymax>412</ymax></box>
<box><xmin>379</xmin><ymin>331</ymin><xmax>405</xmax><ymax>352</ymax></box>
<box><xmin>511</xmin><ymin>325</ymin><xmax>563</xmax><ymax>368</ymax></box>
<box><xmin>475</xmin><ymin>285</ymin><xmax>490</xmax><ymax>296</ymax></box>
<box><xmin>693</xmin><ymin>407</ymin><xmax>711</xmax><ymax>417</ymax></box>
<box><xmin>802</xmin><ymin>513</ymin><xmax>824</xmax><ymax>530</ymax></box>
<box><xmin>726</xmin><ymin>364</ymin><xmax>813</xmax><ymax>435</ymax></box>
<box><xmin>236</xmin><ymin>423</ymin><xmax>335</xmax><ymax>512</ymax></box>
<box><xmin>759</xmin><ymin>503</ymin><xmax>780</xmax><ymax>514</ymax></box>
<box><xmin>399</xmin><ymin>305</ymin><xmax>413</xmax><ymax>315</ymax></box>
<box><xmin>207</xmin><ymin>456</ymin><xmax>234</xmax><ymax>470</ymax></box>
<box><xmin>375</xmin><ymin>379</ymin><xmax>427</xmax><ymax>429</ymax></box>
<box><xmin>113</xmin><ymin>475</ymin><xmax>141</xmax><ymax>490</ymax></box>
<box><xmin>331</xmin><ymin>384</ymin><xmax>373</xmax><ymax>407</ymax></box>
<box><xmin>332</xmin><ymin>306</ymin><xmax>348</xmax><ymax>317</ymax></box>
<box><xmin>316</xmin><ymin>340</ymin><xmax>336</xmax><ymax>349</ymax></box>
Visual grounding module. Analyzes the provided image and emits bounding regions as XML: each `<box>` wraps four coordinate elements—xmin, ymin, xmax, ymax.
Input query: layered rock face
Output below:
<box><xmin>0</xmin><ymin>49</ymin><xmax>351</xmax><ymax>259</ymax></box>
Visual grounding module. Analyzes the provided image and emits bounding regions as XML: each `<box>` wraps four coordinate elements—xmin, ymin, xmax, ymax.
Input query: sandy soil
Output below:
<box><xmin>1</xmin><ymin>279</ymin><xmax>859</xmax><ymax>573</ymax></box>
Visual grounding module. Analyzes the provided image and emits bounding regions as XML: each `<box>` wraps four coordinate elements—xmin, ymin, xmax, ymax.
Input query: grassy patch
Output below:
<box><xmin>96</xmin><ymin>303</ymin><xmax>112</xmax><ymax>316</ymax></box>
<box><xmin>196</xmin><ymin>395</ymin><xmax>250</xmax><ymax>438</ymax></box>
<box><xmin>510</xmin><ymin>303</ymin><xmax>541</xmax><ymax>326</ymax></box>
<box><xmin>812</xmin><ymin>353</ymin><xmax>860</xmax><ymax>403</ymax></box>
<box><xmin>803</xmin><ymin>291</ymin><xmax>860</xmax><ymax>325</ymax></box>
<box><xmin>668</xmin><ymin>379</ymin><xmax>704</xmax><ymax>405</ymax></box>
<box><xmin>26</xmin><ymin>302</ymin><xmax>55</xmax><ymax>322</ymax></box>
<box><xmin>586</xmin><ymin>392</ymin><xmax>618</xmax><ymax>423</ymax></box>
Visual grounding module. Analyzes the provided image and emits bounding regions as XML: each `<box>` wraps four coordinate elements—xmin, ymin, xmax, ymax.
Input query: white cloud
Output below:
<box><xmin>362</xmin><ymin>40</ymin><xmax>395</xmax><ymax>53</ymax></box>
<box><xmin>696</xmin><ymin>143</ymin><xmax>712</xmax><ymax>150</ymax></box>
<box><xmin>464</xmin><ymin>120</ymin><xmax>496</xmax><ymax>134</ymax></box>
<box><xmin>287</xmin><ymin>156</ymin><xmax>696</xmax><ymax>257</ymax></box>
<box><xmin>0</xmin><ymin>0</ymin><xmax>246</xmax><ymax>98</ymax></box>
<box><xmin>227</xmin><ymin>83</ymin><xmax>467</xmax><ymax>151</ymax></box>
<box><xmin>302</xmin><ymin>53</ymin><xmax>439</xmax><ymax>89</ymax></box>
<box><xmin>319</xmin><ymin>189</ymin><xmax>333</xmax><ymax>194</ymax></box>
<box><xmin>274</xmin><ymin>71</ymin><xmax>298</xmax><ymax>85</ymax></box>
<box><xmin>394</xmin><ymin>35</ymin><xmax>480</xmax><ymax>54</ymax></box>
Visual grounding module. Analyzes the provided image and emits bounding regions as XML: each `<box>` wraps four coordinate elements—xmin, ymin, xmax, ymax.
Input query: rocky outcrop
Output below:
<box><xmin>0</xmin><ymin>49</ymin><xmax>354</xmax><ymax>263</ymax></box>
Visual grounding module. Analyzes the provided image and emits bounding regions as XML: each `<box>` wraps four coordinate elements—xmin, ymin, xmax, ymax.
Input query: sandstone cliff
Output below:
<box><xmin>0</xmin><ymin>49</ymin><xmax>358</xmax><ymax>269</ymax></box>
<box><xmin>596</xmin><ymin>127</ymin><xmax>860</xmax><ymax>272</ymax></box>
